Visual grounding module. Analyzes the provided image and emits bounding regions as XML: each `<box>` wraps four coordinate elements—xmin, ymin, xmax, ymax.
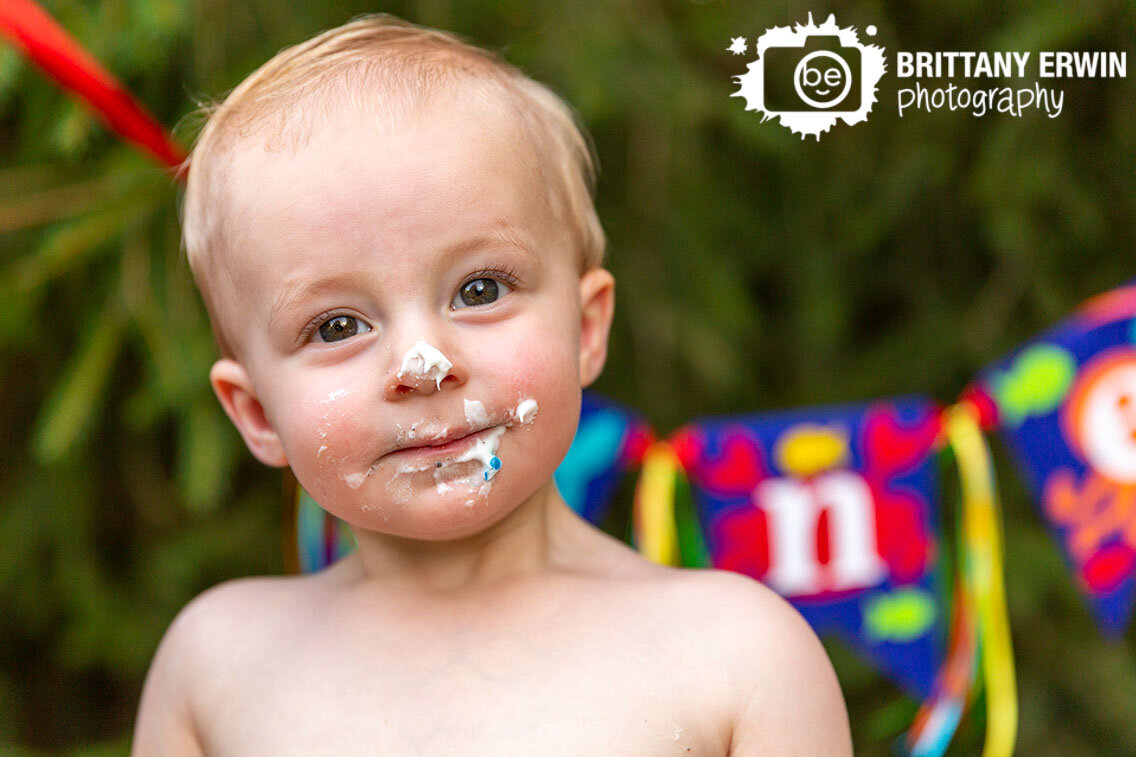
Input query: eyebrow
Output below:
<box><xmin>437</xmin><ymin>225</ymin><xmax>539</xmax><ymax>268</ymax></box>
<box><xmin>268</xmin><ymin>273</ymin><xmax>367</xmax><ymax>332</ymax></box>
<box><xmin>267</xmin><ymin>226</ymin><xmax>538</xmax><ymax>330</ymax></box>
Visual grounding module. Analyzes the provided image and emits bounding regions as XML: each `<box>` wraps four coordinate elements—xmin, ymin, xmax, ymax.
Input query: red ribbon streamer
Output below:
<box><xmin>0</xmin><ymin>0</ymin><xmax>185</xmax><ymax>170</ymax></box>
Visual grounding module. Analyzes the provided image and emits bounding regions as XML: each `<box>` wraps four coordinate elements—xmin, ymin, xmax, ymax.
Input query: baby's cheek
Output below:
<box><xmin>503</xmin><ymin>341</ymin><xmax>580</xmax><ymax>446</ymax></box>
<box><xmin>288</xmin><ymin>388</ymin><xmax>373</xmax><ymax>472</ymax></box>
<box><xmin>489</xmin><ymin>323</ymin><xmax>577</xmax><ymax>391</ymax></box>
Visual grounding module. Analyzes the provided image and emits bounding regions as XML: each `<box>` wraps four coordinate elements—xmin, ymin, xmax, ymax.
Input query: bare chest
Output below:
<box><xmin>198</xmin><ymin>604</ymin><xmax>729</xmax><ymax>756</ymax></box>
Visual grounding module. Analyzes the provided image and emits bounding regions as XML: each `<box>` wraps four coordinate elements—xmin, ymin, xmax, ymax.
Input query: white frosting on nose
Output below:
<box><xmin>397</xmin><ymin>340</ymin><xmax>453</xmax><ymax>390</ymax></box>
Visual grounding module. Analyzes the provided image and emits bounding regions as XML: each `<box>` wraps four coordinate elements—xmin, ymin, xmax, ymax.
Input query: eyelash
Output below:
<box><xmin>460</xmin><ymin>264</ymin><xmax>521</xmax><ymax>291</ymax></box>
<box><xmin>299</xmin><ymin>309</ymin><xmax>357</xmax><ymax>343</ymax></box>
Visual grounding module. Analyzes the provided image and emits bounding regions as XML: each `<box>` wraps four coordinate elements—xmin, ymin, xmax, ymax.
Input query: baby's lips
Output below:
<box><xmin>384</xmin><ymin>425</ymin><xmax>484</xmax><ymax>459</ymax></box>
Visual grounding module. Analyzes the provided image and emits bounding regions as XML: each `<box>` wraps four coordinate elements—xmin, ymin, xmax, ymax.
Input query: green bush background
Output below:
<box><xmin>1</xmin><ymin>0</ymin><xmax>1134</xmax><ymax>753</ymax></box>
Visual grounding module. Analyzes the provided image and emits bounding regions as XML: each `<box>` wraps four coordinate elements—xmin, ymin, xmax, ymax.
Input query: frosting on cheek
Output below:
<box><xmin>513</xmin><ymin>398</ymin><xmax>538</xmax><ymax>425</ymax></box>
<box><xmin>343</xmin><ymin>471</ymin><xmax>368</xmax><ymax>489</ymax></box>
<box><xmin>464</xmin><ymin>399</ymin><xmax>489</xmax><ymax>427</ymax></box>
<box><xmin>455</xmin><ymin>397</ymin><xmax>539</xmax><ymax>485</ymax></box>
<box><xmin>324</xmin><ymin>388</ymin><xmax>349</xmax><ymax>402</ymax></box>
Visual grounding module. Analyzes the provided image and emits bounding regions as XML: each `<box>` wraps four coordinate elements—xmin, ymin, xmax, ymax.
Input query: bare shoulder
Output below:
<box><xmin>597</xmin><ymin>564</ymin><xmax>851</xmax><ymax>754</ymax></box>
<box><xmin>559</xmin><ymin>530</ymin><xmax>851</xmax><ymax>754</ymax></box>
<box><xmin>663</xmin><ymin>568</ymin><xmax>818</xmax><ymax>649</ymax></box>
<box><xmin>132</xmin><ymin>571</ymin><xmax>332</xmax><ymax>755</ymax></box>
<box><xmin>665</xmin><ymin>569</ymin><xmax>852</xmax><ymax>756</ymax></box>
<box><xmin>149</xmin><ymin>570</ymin><xmax>328</xmax><ymax>668</ymax></box>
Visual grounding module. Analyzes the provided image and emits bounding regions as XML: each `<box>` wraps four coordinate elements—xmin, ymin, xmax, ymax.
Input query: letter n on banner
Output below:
<box><xmin>671</xmin><ymin>398</ymin><xmax>945</xmax><ymax>697</ymax></box>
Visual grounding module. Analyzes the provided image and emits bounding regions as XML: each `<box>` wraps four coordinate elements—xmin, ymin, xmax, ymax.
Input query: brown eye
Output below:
<box><xmin>317</xmin><ymin>315</ymin><xmax>369</xmax><ymax>342</ymax></box>
<box><xmin>453</xmin><ymin>278</ymin><xmax>507</xmax><ymax>309</ymax></box>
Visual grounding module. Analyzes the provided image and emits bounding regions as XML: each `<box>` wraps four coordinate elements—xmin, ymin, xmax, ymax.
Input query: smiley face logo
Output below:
<box><xmin>794</xmin><ymin>51</ymin><xmax>852</xmax><ymax>109</ymax></box>
<box><xmin>1064</xmin><ymin>350</ymin><xmax>1136</xmax><ymax>484</ymax></box>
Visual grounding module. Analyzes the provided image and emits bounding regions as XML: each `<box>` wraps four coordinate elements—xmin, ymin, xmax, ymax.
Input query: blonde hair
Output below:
<box><xmin>181</xmin><ymin>14</ymin><xmax>604</xmax><ymax>356</ymax></box>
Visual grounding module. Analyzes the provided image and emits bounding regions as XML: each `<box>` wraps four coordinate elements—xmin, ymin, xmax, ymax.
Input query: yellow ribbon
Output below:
<box><xmin>633</xmin><ymin>441</ymin><xmax>682</xmax><ymax>566</ymax></box>
<box><xmin>944</xmin><ymin>402</ymin><xmax>1017</xmax><ymax>757</ymax></box>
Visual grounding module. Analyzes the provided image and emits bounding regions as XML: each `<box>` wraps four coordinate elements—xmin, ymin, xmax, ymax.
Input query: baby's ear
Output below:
<box><xmin>209</xmin><ymin>359</ymin><xmax>288</xmax><ymax>467</ymax></box>
<box><xmin>578</xmin><ymin>267</ymin><xmax>615</xmax><ymax>387</ymax></box>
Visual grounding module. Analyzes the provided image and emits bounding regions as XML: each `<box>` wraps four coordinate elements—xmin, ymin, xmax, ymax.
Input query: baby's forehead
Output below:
<box><xmin>222</xmin><ymin>85</ymin><xmax>542</xmax><ymax>201</ymax></box>
<box><xmin>223</xmin><ymin>71</ymin><xmax>533</xmax><ymax>163</ymax></box>
<box><xmin>214</xmin><ymin>92</ymin><xmax>558</xmax><ymax>266</ymax></box>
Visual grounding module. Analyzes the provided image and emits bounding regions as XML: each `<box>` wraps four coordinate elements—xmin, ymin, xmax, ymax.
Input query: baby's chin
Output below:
<box><xmin>329</xmin><ymin>465</ymin><xmax>522</xmax><ymax>541</ymax></box>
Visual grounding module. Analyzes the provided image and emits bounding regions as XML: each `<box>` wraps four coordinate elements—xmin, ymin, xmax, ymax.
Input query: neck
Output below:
<box><xmin>347</xmin><ymin>478</ymin><xmax>577</xmax><ymax>595</ymax></box>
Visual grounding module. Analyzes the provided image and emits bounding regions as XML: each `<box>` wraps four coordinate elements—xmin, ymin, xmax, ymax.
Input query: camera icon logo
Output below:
<box><xmin>733</xmin><ymin>14</ymin><xmax>886</xmax><ymax>139</ymax></box>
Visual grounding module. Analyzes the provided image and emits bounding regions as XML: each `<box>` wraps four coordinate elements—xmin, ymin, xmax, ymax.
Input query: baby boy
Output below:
<box><xmin>133</xmin><ymin>15</ymin><xmax>851</xmax><ymax>755</ymax></box>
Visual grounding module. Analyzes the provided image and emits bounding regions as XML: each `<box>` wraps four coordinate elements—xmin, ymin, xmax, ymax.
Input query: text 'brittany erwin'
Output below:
<box><xmin>895</xmin><ymin>51</ymin><xmax>1127</xmax><ymax>78</ymax></box>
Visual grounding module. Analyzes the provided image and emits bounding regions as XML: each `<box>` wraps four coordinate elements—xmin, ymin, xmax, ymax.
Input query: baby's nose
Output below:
<box><xmin>383</xmin><ymin>338</ymin><xmax>467</xmax><ymax>400</ymax></box>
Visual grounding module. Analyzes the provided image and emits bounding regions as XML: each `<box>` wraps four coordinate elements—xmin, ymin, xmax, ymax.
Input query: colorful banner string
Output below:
<box><xmin>943</xmin><ymin>402</ymin><xmax>1017</xmax><ymax>757</ymax></box>
<box><xmin>632</xmin><ymin>441</ymin><xmax>683</xmax><ymax>566</ymax></box>
<box><xmin>901</xmin><ymin>575</ymin><xmax>978</xmax><ymax>757</ymax></box>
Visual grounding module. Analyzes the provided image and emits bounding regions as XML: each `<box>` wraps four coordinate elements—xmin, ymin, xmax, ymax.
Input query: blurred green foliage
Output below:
<box><xmin>2</xmin><ymin>0</ymin><xmax>1135</xmax><ymax>753</ymax></box>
